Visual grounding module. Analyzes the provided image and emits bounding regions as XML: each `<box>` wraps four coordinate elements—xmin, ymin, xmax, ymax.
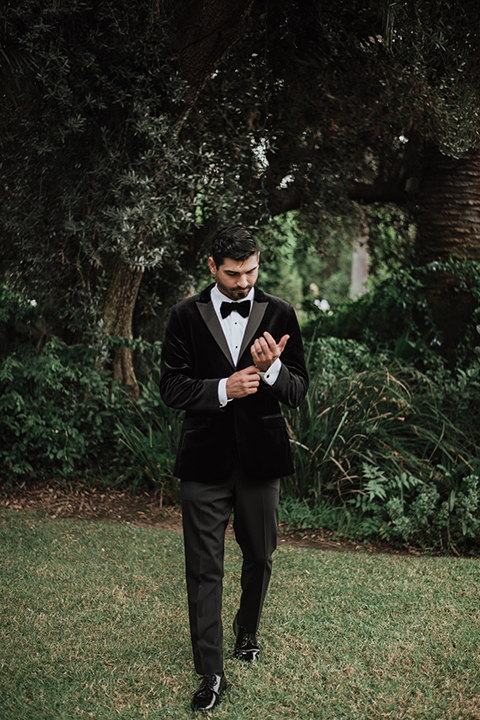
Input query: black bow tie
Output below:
<box><xmin>220</xmin><ymin>300</ymin><xmax>250</xmax><ymax>319</ymax></box>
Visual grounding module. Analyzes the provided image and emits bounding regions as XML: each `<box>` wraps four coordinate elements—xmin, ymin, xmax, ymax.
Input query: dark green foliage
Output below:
<box><xmin>304</xmin><ymin>260</ymin><xmax>480</xmax><ymax>372</ymax></box>
<box><xmin>2</xmin><ymin>324</ymin><xmax>480</xmax><ymax>550</ymax></box>
<box><xmin>0</xmin><ymin>276</ymin><xmax>177</xmax><ymax>492</ymax></box>
<box><xmin>283</xmin><ymin>342</ymin><xmax>461</xmax><ymax>500</ymax></box>
<box><xmin>1</xmin><ymin>0</ymin><xmax>191</xmax><ymax>320</ymax></box>
<box><xmin>281</xmin><ymin>337</ymin><xmax>480</xmax><ymax>552</ymax></box>
<box><xmin>0</xmin><ymin>0</ymin><xmax>275</xmax><ymax>343</ymax></box>
<box><xmin>0</xmin><ymin>278</ymin><xmax>43</xmax><ymax>351</ymax></box>
<box><xmin>0</xmin><ymin>2</ymin><xmax>222</xmax><ymax>339</ymax></box>
<box><xmin>304</xmin><ymin>268</ymin><xmax>428</xmax><ymax>350</ymax></box>
<box><xmin>256</xmin><ymin>212</ymin><xmax>354</xmax><ymax>310</ymax></box>
<box><xmin>384</xmin><ymin>472</ymin><xmax>480</xmax><ymax>549</ymax></box>
<box><xmin>5</xmin><ymin>0</ymin><xmax>480</xmax><ymax>346</ymax></box>
<box><xmin>116</xmin><ymin>378</ymin><xmax>181</xmax><ymax>503</ymax></box>
<box><xmin>367</xmin><ymin>205</ymin><xmax>416</xmax><ymax>276</ymax></box>
<box><xmin>0</xmin><ymin>337</ymin><xmax>125</xmax><ymax>481</ymax></box>
<box><xmin>0</xmin><ymin>333</ymin><xmax>181</xmax><ymax>493</ymax></box>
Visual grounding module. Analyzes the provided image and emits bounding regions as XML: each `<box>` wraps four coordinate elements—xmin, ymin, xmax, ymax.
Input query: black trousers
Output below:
<box><xmin>181</xmin><ymin>467</ymin><xmax>280</xmax><ymax>675</ymax></box>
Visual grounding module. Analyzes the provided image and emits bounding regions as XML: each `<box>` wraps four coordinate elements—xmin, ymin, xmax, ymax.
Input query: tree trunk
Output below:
<box><xmin>416</xmin><ymin>146</ymin><xmax>480</xmax><ymax>264</ymax></box>
<box><xmin>350</xmin><ymin>207</ymin><xmax>370</xmax><ymax>299</ymax></box>
<box><xmin>415</xmin><ymin>145</ymin><xmax>480</xmax><ymax>365</ymax></box>
<box><xmin>99</xmin><ymin>1</ymin><xmax>254</xmax><ymax>387</ymax></box>
<box><xmin>103</xmin><ymin>258</ymin><xmax>144</xmax><ymax>395</ymax></box>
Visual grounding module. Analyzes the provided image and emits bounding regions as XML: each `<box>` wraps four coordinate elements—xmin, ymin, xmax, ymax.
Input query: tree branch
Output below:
<box><xmin>347</xmin><ymin>180</ymin><xmax>408</xmax><ymax>205</ymax></box>
<box><xmin>173</xmin><ymin>0</ymin><xmax>254</xmax><ymax>120</ymax></box>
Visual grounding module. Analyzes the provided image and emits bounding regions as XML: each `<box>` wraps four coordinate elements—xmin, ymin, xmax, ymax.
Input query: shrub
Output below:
<box><xmin>0</xmin><ymin>336</ymin><xmax>181</xmax><ymax>496</ymax></box>
<box><xmin>284</xmin><ymin>357</ymin><xmax>467</xmax><ymax>498</ymax></box>
<box><xmin>281</xmin><ymin>337</ymin><xmax>480</xmax><ymax>551</ymax></box>
<box><xmin>383</xmin><ymin>472</ymin><xmax>480</xmax><ymax>552</ymax></box>
<box><xmin>0</xmin><ymin>338</ymin><xmax>125</xmax><ymax>482</ymax></box>
<box><xmin>116</xmin><ymin>379</ymin><xmax>181</xmax><ymax>504</ymax></box>
<box><xmin>2</xmin><ymin>327</ymin><xmax>479</xmax><ymax>551</ymax></box>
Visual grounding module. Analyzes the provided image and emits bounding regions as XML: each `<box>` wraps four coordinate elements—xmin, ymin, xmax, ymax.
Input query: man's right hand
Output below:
<box><xmin>226</xmin><ymin>365</ymin><xmax>260</xmax><ymax>399</ymax></box>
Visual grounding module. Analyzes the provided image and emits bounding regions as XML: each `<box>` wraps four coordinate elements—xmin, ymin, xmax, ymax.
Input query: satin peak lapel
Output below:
<box><xmin>238</xmin><ymin>299</ymin><xmax>269</xmax><ymax>360</ymax></box>
<box><xmin>196</xmin><ymin>300</ymin><xmax>235</xmax><ymax>367</ymax></box>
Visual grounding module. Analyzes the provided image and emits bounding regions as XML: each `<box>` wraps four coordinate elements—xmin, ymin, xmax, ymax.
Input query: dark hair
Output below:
<box><xmin>211</xmin><ymin>225</ymin><xmax>260</xmax><ymax>267</ymax></box>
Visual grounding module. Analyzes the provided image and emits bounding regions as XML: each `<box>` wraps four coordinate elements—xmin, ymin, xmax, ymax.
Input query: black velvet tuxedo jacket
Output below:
<box><xmin>159</xmin><ymin>284</ymin><xmax>309</xmax><ymax>483</ymax></box>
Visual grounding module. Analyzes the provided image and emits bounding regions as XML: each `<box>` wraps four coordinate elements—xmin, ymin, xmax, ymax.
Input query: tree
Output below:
<box><xmin>4</xmin><ymin>0</ymin><xmax>480</xmax><ymax>378</ymax></box>
<box><xmin>0</xmin><ymin>0</ymin><xmax>254</xmax><ymax>392</ymax></box>
<box><xmin>225</xmin><ymin>0</ymin><xmax>480</xmax><ymax>359</ymax></box>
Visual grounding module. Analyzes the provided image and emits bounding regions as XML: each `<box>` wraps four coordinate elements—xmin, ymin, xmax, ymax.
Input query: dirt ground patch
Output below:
<box><xmin>0</xmin><ymin>480</ymin><xmax>431</xmax><ymax>556</ymax></box>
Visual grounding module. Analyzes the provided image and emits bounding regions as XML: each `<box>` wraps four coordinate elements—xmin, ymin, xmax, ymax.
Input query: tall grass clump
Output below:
<box><xmin>281</xmin><ymin>337</ymin><xmax>480</xmax><ymax>552</ymax></box>
<box><xmin>116</xmin><ymin>377</ymin><xmax>182</xmax><ymax>504</ymax></box>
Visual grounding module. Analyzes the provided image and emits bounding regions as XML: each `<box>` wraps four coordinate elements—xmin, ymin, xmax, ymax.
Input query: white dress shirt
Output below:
<box><xmin>210</xmin><ymin>285</ymin><xmax>281</xmax><ymax>407</ymax></box>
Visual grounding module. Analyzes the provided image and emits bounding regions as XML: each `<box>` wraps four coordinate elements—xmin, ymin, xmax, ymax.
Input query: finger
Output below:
<box><xmin>277</xmin><ymin>334</ymin><xmax>290</xmax><ymax>354</ymax></box>
<box><xmin>254</xmin><ymin>336</ymin><xmax>269</xmax><ymax>355</ymax></box>
<box><xmin>252</xmin><ymin>349</ymin><xmax>268</xmax><ymax>367</ymax></box>
<box><xmin>251</xmin><ymin>344</ymin><xmax>262</xmax><ymax>361</ymax></box>
<box><xmin>262</xmin><ymin>331</ymin><xmax>277</xmax><ymax>349</ymax></box>
<box><xmin>251</xmin><ymin>352</ymin><xmax>263</xmax><ymax>367</ymax></box>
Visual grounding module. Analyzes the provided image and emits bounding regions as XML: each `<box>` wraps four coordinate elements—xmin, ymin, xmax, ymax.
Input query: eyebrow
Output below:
<box><xmin>225</xmin><ymin>265</ymin><xmax>258</xmax><ymax>275</ymax></box>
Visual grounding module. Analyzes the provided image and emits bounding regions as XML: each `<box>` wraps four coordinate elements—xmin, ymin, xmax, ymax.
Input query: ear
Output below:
<box><xmin>208</xmin><ymin>256</ymin><xmax>217</xmax><ymax>275</ymax></box>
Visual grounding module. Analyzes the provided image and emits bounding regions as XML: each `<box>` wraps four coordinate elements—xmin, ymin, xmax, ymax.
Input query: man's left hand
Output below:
<box><xmin>251</xmin><ymin>332</ymin><xmax>289</xmax><ymax>372</ymax></box>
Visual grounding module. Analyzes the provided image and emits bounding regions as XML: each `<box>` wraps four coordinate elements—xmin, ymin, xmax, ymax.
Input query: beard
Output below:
<box><xmin>216</xmin><ymin>281</ymin><xmax>252</xmax><ymax>301</ymax></box>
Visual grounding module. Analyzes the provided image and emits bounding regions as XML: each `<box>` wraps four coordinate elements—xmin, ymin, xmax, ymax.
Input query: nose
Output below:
<box><xmin>237</xmin><ymin>274</ymin><xmax>249</xmax><ymax>288</ymax></box>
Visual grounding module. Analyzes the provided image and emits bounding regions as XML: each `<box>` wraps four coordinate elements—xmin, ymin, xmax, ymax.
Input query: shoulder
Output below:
<box><xmin>169</xmin><ymin>285</ymin><xmax>212</xmax><ymax>316</ymax></box>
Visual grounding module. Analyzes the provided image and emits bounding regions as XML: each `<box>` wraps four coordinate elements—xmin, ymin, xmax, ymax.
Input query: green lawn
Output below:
<box><xmin>1</xmin><ymin>508</ymin><xmax>479</xmax><ymax>719</ymax></box>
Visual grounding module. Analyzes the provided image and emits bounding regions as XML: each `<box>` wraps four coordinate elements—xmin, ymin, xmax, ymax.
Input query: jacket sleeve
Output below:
<box><xmin>159</xmin><ymin>304</ymin><xmax>223</xmax><ymax>413</ymax></box>
<box><xmin>263</xmin><ymin>304</ymin><xmax>309</xmax><ymax>408</ymax></box>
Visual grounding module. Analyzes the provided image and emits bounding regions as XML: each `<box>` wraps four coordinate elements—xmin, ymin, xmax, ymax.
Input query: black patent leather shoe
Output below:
<box><xmin>191</xmin><ymin>673</ymin><xmax>226</xmax><ymax>712</ymax></box>
<box><xmin>233</xmin><ymin>615</ymin><xmax>260</xmax><ymax>662</ymax></box>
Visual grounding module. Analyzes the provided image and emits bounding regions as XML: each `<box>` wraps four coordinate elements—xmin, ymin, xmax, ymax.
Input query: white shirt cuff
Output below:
<box><xmin>218</xmin><ymin>378</ymin><xmax>229</xmax><ymax>407</ymax></box>
<box><xmin>261</xmin><ymin>358</ymin><xmax>282</xmax><ymax>385</ymax></box>
<box><xmin>219</xmin><ymin>359</ymin><xmax>281</xmax><ymax>405</ymax></box>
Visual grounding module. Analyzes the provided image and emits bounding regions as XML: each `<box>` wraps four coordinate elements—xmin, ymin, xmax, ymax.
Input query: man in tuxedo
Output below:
<box><xmin>160</xmin><ymin>225</ymin><xmax>308</xmax><ymax>711</ymax></box>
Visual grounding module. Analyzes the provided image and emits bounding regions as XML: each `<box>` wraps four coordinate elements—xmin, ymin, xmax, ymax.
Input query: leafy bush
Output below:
<box><xmin>384</xmin><ymin>474</ymin><xmax>480</xmax><ymax>548</ymax></box>
<box><xmin>304</xmin><ymin>260</ymin><xmax>480</xmax><ymax>373</ymax></box>
<box><xmin>303</xmin><ymin>267</ymin><xmax>428</xmax><ymax>352</ymax></box>
<box><xmin>284</xmin><ymin>356</ymin><xmax>465</xmax><ymax>498</ymax></box>
<box><xmin>1</xmin><ymin>338</ymin><xmax>121</xmax><ymax>481</ymax></box>
<box><xmin>0</xmin><ymin>336</ymin><xmax>180</xmax><ymax>496</ymax></box>
<box><xmin>281</xmin><ymin>337</ymin><xmax>480</xmax><ymax>551</ymax></box>
<box><xmin>2</xmin><ymin>325</ymin><xmax>479</xmax><ymax>551</ymax></box>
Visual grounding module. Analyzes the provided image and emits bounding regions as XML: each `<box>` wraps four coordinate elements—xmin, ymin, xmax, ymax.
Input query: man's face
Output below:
<box><xmin>208</xmin><ymin>253</ymin><xmax>259</xmax><ymax>301</ymax></box>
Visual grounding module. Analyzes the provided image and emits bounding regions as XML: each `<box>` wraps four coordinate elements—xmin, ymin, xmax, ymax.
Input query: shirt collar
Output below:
<box><xmin>211</xmin><ymin>285</ymin><xmax>254</xmax><ymax>317</ymax></box>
